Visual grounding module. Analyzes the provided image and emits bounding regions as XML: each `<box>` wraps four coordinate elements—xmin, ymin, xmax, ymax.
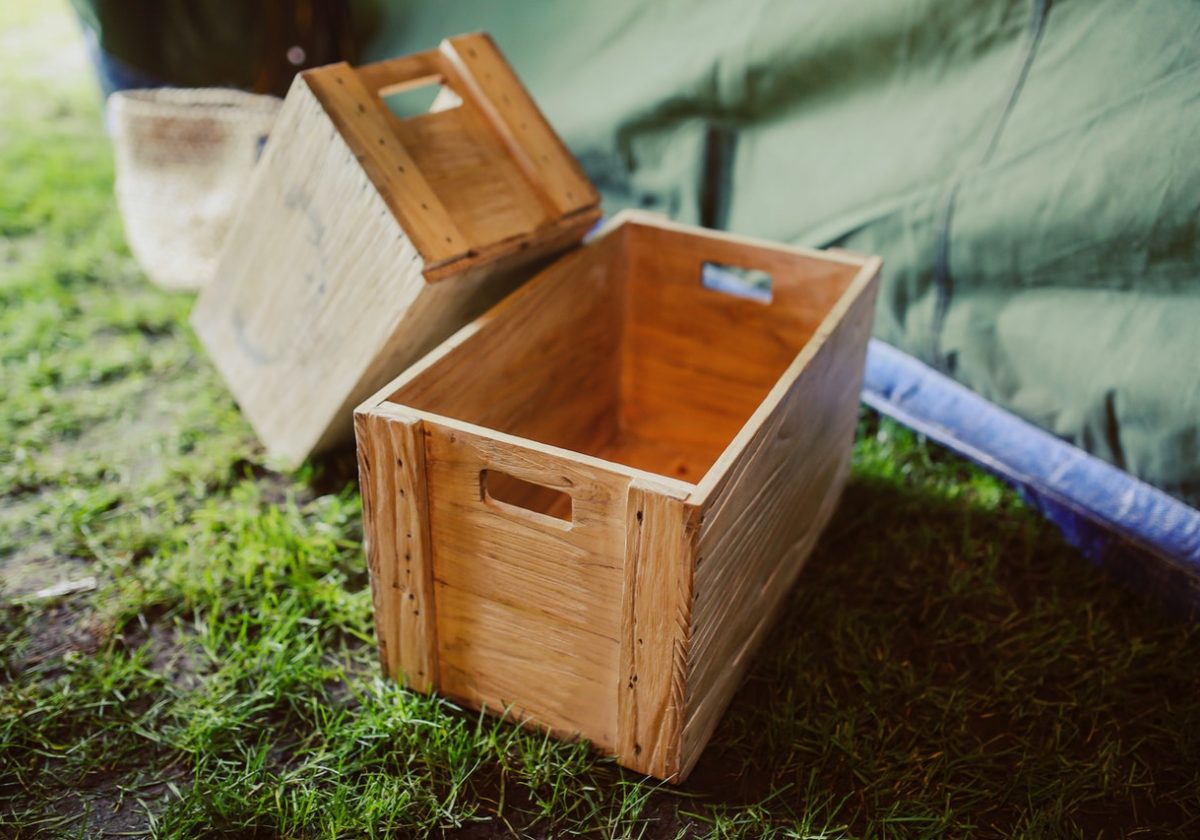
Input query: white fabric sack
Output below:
<box><xmin>109</xmin><ymin>88</ymin><xmax>282</xmax><ymax>291</ymax></box>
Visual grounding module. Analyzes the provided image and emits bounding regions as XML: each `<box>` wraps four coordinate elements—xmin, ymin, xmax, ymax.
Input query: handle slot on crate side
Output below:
<box><xmin>480</xmin><ymin>469</ymin><xmax>574</xmax><ymax>525</ymax></box>
<box><xmin>700</xmin><ymin>261</ymin><xmax>774</xmax><ymax>304</ymax></box>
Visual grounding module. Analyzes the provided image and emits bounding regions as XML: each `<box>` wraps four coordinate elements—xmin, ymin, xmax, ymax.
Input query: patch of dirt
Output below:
<box><xmin>47</xmin><ymin>769</ymin><xmax>187</xmax><ymax>839</ymax></box>
<box><xmin>2</xmin><ymin>598</ymin><xmax>106</xmax><ymax>677</ymax></box>
<box><xmin>0</xmin><ymin>544</ymin><xmax>95</xmax><ymax>600</ymax></box>
<box><xmin>114</xmin><ymin>612</ymin><xmax>206</xmax><ymax>692</ymax></box>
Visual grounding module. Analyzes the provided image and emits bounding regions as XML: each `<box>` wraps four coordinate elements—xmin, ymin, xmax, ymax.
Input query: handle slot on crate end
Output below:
<box><xmin>480</xmin><ymin>469</ymin><xmax>574</xmax><ymax>526</ymax></box>
<box><xmin>378</xmin><ymin>76</ymin><xmax>463</xmax><ymax>119</ymax></box>
<box><xmin>700</xmin><ymin>261</ymin><xmax>774</xmax><ymax>304</ymax></box>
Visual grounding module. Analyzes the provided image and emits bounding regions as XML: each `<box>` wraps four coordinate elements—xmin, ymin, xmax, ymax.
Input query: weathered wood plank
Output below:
<box><xmin>354</xmin><ymin>408</ymin><xmax>438</xmax><ymax>691</ymax></box>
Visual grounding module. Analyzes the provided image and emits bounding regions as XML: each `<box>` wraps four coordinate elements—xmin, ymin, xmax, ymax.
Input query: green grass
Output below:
<box><xmin>2</xmin><ymin>3</ymin><xmax>1199</xmax><ymax>838</ymax></box>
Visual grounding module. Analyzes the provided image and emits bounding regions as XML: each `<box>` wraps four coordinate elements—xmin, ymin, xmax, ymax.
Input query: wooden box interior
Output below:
<box><xmin>383</xmin><ymin>218</ymin><xmax>862</xmax><ymax>506</ymax></box>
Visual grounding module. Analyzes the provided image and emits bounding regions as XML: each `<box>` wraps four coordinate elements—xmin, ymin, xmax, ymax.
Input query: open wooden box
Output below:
<box><xmin>191</xmin><ymin>33</ymin><xmax>599</xmax><ymax>467</ymax></box>
<box><xmin>355</xmin><ymin>212</ymin><xmax>881</xmax><ymax>781</ymax></box>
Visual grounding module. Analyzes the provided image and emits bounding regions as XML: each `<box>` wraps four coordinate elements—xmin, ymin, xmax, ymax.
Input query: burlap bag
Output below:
<box><xmin>109</xmin><ymin>88</ymin><xmax>282</xmax><ymax>292</ymax></box>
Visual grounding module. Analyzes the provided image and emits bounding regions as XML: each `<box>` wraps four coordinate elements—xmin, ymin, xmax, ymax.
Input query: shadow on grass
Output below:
<box><xmin>675</xmin><ymin>473</ymin><xmax>1200</xmax><ymax>836</ymax></box>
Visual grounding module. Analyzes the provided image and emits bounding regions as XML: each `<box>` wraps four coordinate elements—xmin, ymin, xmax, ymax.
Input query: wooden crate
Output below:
<box><xmin>191</xmin><ymin>33</ymin><xmax>600</xmax><ymax>466</ymax></box>
<box><xmin>355</xmin><ymin>211</ymin><xmax>881</xmax><ymax>781</ymax></box>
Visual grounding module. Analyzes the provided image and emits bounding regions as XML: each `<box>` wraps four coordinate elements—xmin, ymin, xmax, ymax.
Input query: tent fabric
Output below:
<box><xmin>365</xmin><ymin>0</ymin><xmax>1200</xmax><ymax>508</ymax></box>
<box><xmin>865</xmin><ymin>339</ymin><xmax>1200</xmax><ymax>613</ymax></box>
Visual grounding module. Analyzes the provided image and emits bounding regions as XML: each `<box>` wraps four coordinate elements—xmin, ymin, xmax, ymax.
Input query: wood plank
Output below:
<box><xmin>354</xmin><ymin>408</ymin><xmax>438</xmax><ymax>691</ymax></box>
<box><xmin>617</xmin><ymin>481</ymin><xmax>699</xmax><ymax>780</ymax></box>
<box><xmin>192</xmin><ymin>77</ymin><xmax>429</xmax><ymax>465</ymax></box>
<box><xmin>680</xmin><ymin>260</ymin><xmax>881</xmax><ymax>777</ymax></box>
<box><xmin>389</xmin><ymin>104</ymin><xmax>551</xmax><ymax>249</ymax></box>
<box><xmin>436</xmin><ymin>584</ymin><xmax>620</xmax><ymax>749</ymax></box>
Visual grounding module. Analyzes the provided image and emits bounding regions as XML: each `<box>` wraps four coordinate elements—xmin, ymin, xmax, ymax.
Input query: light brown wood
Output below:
<box><xmin>617</xmin><ymin>481</ymin><xmax>698</xmax><ymax>780</ymax></box>
<box><xmin>385</xmin><ymin>235</ymin><xmax>625</xmax><ymax>457</ymax></box>
<box><xmin>355</xmin><ymin>211</ymin><xmax>882</xmax><ymax>781</ymax></box>
<box><xmin>354</xmin><ymin>407</ymin><xmax>438</xmax><ymax>691</ymax></box>
<box><xmin>438</xmin><ymin>33</ymin><xmax>596</xmax><ymax>219</ymax></box>
<box><xmin>191</xmin><ymin>33</ymin><xmax>600</xmax><ymax>467</ymax></box>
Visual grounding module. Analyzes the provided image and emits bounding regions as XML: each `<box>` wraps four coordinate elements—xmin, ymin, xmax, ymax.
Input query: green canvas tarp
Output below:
<box><xmin>76</xmin><ymin>0</ymin><xmax>1200</xmax><ymax>505</ymax></box>
<box><xmin>364</xmin><ymin>0</ymin><xmax>1200</xmax><ymax>506</ymax></box>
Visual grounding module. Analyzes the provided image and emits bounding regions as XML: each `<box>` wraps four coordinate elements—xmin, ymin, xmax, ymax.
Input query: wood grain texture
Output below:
<box><xmin>680</xmin><ymin>258</ymin><xmax>881</xmax><ymax>777</ymax></box>
<box><xmin>621</xmin><ymin>217</ymin><xmax>864</xmax><ymax>478</ymax></box>
<box><xmin>618</xmin><ymin>481</ymin><xmax>698</xmax><ymax>780</ymax></box>
<box><xmin>192</xmin><ymin>76</ymin><xmax>426</xmax><ymax>465</ymax></box>
<box><xmin>303</xmin><ymin>33</ymin><xmax>600</xmax><ymax>277</ymax></box>
<box><xmin>438</xmin><ymin>33</ymin><xmax>596</xmax><ymax>218</ymax></box>
<box><xmin>191</xmin><ymin>33</ymin><xmax>599</xmax><ymax>467</ymax></box>
<box><xmin>424</xmin><ymin>421</ymin><xmax>632</xmax><ymax>750</ymax></box>
<box><xmin>302</xmin><ymin>61</ymin><xmax>469</xmax><ymax>269</ymax></box>
<box><xmin>354</xmin><ymin>408</ymin><xmax>438</xmax><ymax>691</ymax></box>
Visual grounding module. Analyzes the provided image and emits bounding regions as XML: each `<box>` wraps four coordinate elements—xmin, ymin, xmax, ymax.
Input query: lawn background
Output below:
<box><xmin>2</xmin><ymin>3</ymin><xmax>1198</xmax><ymax>838</ymax></box>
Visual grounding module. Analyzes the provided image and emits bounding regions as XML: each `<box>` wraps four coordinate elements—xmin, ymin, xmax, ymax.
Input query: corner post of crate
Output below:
<box><xmin>354</xmin><ymin>405</ymin><xmax>438</xmax><ymax>692</ymax></box>
<box><xmin>617</xmin><ymin>479</ymin><xmax>700</xmax><ymax>780</ymax></box>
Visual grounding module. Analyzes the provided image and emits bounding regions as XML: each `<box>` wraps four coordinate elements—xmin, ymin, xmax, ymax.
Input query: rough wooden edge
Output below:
<box><xmin>599</xmin><ymin>209</ymin><xmax>874</xmax><ymax>268</ymax></box>
<box><xmin>365</xmin><ymin>404</ymin><xmax>694</xmax><ymax>502</ymax></box>
<box><xmin>617</xmin><ymin>481</ymin><xmax>700</xmax><ymax>780</ymax></box>
<box><xmin>354</xmin><ymin>407</ymin><xmax>438</xmax><ymax>692</ymax></box>
<box><xmin>693</xmin><ymin>254</ymin><xmax>884</xmax><ymax>503</ymax></box>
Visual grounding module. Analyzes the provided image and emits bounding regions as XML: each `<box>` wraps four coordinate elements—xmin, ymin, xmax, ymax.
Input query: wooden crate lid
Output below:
<box><xmin>302</xmin><ymin>33</ymin><xmax>600</xmax><ymax>281</ymax></box>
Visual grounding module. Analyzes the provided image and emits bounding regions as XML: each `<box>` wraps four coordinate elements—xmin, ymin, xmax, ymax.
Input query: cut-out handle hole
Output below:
<box><xmin>379</xmin><ymin>76</ymin><xmax>462</xmax><ymax>118</ymax></box>
<box><xmin>701</xmin><ymin>261</ymin><xmax>773</xmax><ymax>304</ymax></box>
<box><xmin>481</xmin><ymin>470</ymin><xmax>573</xmax><ymax>524</ymax></box>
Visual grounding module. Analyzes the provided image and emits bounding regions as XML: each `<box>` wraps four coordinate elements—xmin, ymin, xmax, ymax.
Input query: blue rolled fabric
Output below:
<box><xmin>863</xmin><ymin>339</ymin><xmax>1200</xmax><ymax>615</ymax></box>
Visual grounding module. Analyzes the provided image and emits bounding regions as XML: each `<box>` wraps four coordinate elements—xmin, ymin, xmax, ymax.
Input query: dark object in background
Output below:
<box><xmin>70</xmin><ymin>0</ymin><xmax>380</xmax><ymax>96</ymax></box>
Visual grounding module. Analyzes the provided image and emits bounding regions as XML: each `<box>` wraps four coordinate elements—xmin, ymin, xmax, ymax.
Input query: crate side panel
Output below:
<box><xmin>355</xmin><ymin>410</ymin><xmax>438</xmax><ymax>691</ymax></box>
<box><xmin>681</xmin><ymin>278</ymin><xmax>879</xmax><ymax>776</ymax></box>
<box><xmin>192</xmin><ymin>76</ymin><xmax>425</xmax><ymax>465</ymax></box>
<box><xmin>390</xmin><ymin>104</ymin><xmax>552</xmax><ymax>248</ymax></box>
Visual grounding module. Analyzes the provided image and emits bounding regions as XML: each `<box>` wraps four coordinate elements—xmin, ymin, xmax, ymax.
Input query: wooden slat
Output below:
<box><xmin>617</xmin><ymin>481</ymin><xmax>699</xmax><ymax>780</ymax></box>
<box><xmin>354</xmin><ymin>50</ymin><xmax>440</xmax><ymax>92</ymax></box>
<box><xmin>302</xmin><ymin>63</ymin><xmax>470</xmax><ymax>268</ymax></box>
<box><xmin>679</xmin><ymin>259</ymin><xmax>881</xmax><ymax>777</ymax></box>
<box><xmin>354</xmin><ymin>408</ymin><xmax>438</xmax><ymax>691</ymax></box>
<box><xmin>440</xmin><ymin>33</ymin><xmax>598</xmax><ymax>217</ymax></box>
